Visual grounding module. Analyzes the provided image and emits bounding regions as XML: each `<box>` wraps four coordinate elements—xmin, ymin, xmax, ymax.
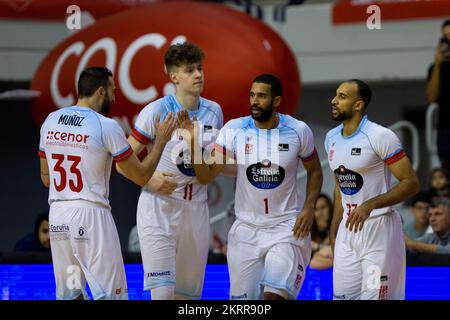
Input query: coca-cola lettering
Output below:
<box><xmin>30</xmin><ymin>3</ymin><xmax>301</xmax><ymax>132</ymax></box>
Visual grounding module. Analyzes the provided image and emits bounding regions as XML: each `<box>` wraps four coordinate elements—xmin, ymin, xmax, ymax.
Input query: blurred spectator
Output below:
<box><xmin>405</xmin><ymin>197</ymin><xmax>450</xmax><ymax>255</ymax></box>
<box><xmin>403</xmin><ymin>192</ymin><xmax>431</xmax><ymax>240</ymax></box>
<box><xmin>14</xmin><ymin>210</ymin><xmax>50</xmax><ymax>252</ymax></box>
<box><xmin>426</xmin><ymin>20</ymin><xmax>450</xmax><ymax>172</ymax></box>
<box><xmin>429</xmin><ymin>168</ymin><xmax>450</xmax><ymax>198</ymax></box>
<box><xmin>207</xmin><ymin>233</ymin><xmax>227</xmax><ymax>264</ymax></box>
<box><xmin>128</xmin><ymin>225</ymin><xmax>140</xmax><ymax>253</ymax></box>
<box><xmin>311</xmin><ymin>193</ymin><xmax>332</xmax><ymax>254</ymax></box>
<box><xmin>310</xmin><ymin>194</ymin><xmax>333</xmax><ymax>270</ymax></box>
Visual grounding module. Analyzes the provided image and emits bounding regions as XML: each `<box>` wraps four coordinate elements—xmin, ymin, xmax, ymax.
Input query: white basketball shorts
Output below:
<box><xmin>49</xmin><ymin>200</ymin><xmax>128</xmax><ymax>300</ymax></box>
<box><xmin>137</xmin><ymin>191</ymin><xmax>209</xmax><ymax>299</ymax></box>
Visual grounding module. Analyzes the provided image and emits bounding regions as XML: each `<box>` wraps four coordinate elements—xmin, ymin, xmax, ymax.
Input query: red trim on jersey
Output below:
<box><xmin>213</xmin><ymin>143</ymin><xmax>227</xmax><ymax>155</ymax></box>
<box><xmin>213</xmin><ymin>143</ymin><xmax>236</xmax><ymax>160</ymax></box>
<box><xmin>114</xmin><ymin>147</ymin><xmax>133</xmax><ymax>162</ymax></box>
<box><xmin>38</xmin><ymin>150</ymin><xmax>46</xmax><ymax>158</ymax></box>
<box><xmin>131</xmin><ymin>128</ymin><xmax>151</xmax><ymax>145</ymax></box>
<box><xmin>385</xmin><ymin>150</ymin><xmax>406</xmax><ymax>165</ymax></box>
<box><xmin>301</xmin><ymin>148</ymin><xmax>317</xmax><ymax>162</ymax></box>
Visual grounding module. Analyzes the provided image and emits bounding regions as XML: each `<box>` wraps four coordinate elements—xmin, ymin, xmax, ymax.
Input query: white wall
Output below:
<box><xmin>0</xmin><ymin>3</ymin><xmax>444</xmax><ymax>82</ymax></box>
<box><xmin>0</xmin><ymin>20</ymin><xmax>69</xmax><ymax>80</ymax></box>
<box><xmin>252</xmin><ymin>3</ymin><xmax>443</xmax><ymax>83</ymax></box>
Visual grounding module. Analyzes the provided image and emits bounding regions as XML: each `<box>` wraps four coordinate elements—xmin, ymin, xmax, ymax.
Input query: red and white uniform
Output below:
<box><xmin>38</xmin><ymin>106</ymin><xmax>131</xmax><ymax>300</ymax></box>
<box><xmin>214</xmin><ymin>114</ymin><xmax>315</xmax><ymax>300</ymax></box>
<box><xmin>131</xmin><ymin>94</ymin><xmax>223</xmax><ymax>299</ymax></box>
<box><xmin>325</xmin><ymin>115</ymin><xmax>406</xmax><ymax>300</ymax></box>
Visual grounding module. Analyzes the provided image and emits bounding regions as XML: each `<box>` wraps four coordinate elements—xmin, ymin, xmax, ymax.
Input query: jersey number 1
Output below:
<box><xmin>52</xmin><ymin>153</ymin><xmax>83</xmax><ymax>192</ymax></box>
<box><xmin>264</xmin><ymin>198</ymin><xmax>269</xmax><ymax>214</ymax></box>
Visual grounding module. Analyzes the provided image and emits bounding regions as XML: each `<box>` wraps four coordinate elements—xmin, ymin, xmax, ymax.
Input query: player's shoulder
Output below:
<box><xmin>325</xmin><ymin>124</ymin><xmax>342</xmax><ymax>141</ymax></box>
<box><xmin>223</xmin><ymin>115</ymin><xmax>251</xmax><ymax>130</ymax></box>
<box><xmin>279</xmin><ymin>114</ymin><xmax>312</xmax><ymax>132</ymax></box>
<box><xmin>200</xmin><ymin>96</ymin><xmax>222</xmax><ymax>112</ymax></box>
<box><xmin>140</xmin><ymin>96</ymin><xmax>170</xmax><ymax>115</ymax></box>
<box><xmin>361</xmin><ymin>118</ymin><xmax>396</xmax><ymax>140</ymax></box>
<box><xmin>43</xmin><ymin>109</ymin><xmax>61</xmax><ymax>123</ymax></box>
<box><xmin>94</xmin><ymin>112</ymin><xmax>123</xmax><ymax>133</ymax></box>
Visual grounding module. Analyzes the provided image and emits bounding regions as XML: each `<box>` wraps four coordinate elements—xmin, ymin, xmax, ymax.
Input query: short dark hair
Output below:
<box><xmin>345</xmin><ymin>79</ymin><xmax>372</xmax><ymax>109</ymax></box>
<box><xmin>77</xmin><ymin>67</ymin><xmax>112</xmax><ymax>98</ymax></box>
<box><xmin>253</xmin><ymin>74</ymin><xmax>282</xmax><ymax>97</ymax></box>
<box><xmin>442</xmin><ymin>20</ymin><xmax>450</xmax><ymax>29</ymax></box>
<box><xmin>411</xmin><ymin>192</ymin><xmax>431</xmax><ymax>207</ymax></box>
<box><xmin>164</xmin><ymin>42</ymin><xmax>204</xmax><ymax>72</ymax></box>
<box><xmin>430</xmin><ymin>196</ymin><xmax>450</xmax><ymax>209</ymax></box>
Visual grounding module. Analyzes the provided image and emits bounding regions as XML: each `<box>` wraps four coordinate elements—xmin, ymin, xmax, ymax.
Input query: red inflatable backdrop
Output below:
<box><xmin>30</xmin><ymin>2</ymin><xmax>301</xmax><ymax>132</ymax></box>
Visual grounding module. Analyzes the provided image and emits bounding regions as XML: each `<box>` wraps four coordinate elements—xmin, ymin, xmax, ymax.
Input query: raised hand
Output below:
<box><xmin>155</xmin><ymin>112</ymin><xmax>177</xmax><ymax>144</ymax></box>
<box><xmin>177</xmin><ymin>109</ymin><xmax>198</xmax><ymax>143</ymax></box>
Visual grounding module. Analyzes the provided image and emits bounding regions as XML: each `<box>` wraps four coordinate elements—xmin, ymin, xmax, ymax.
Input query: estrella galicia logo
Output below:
<box><xmin>246</xmin><ymin>159</ymin><xmax>285</xmax><ymax>189</ymax></box>
<box><xmin>334</xmin><ymin>165</ymin><xmax>363</xmax><ymax>195</ymax></box>
<box><xmin>78</xmin><ymin>227</ymin><xmax>85</xmax><ymax>237</ymax></box>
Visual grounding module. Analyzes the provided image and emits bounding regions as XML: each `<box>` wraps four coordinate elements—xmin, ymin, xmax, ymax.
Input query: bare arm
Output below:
<box><xmin>346</xmin><ymin>156</ymin><xmax>420</xmax><ymax>232</ymax></box>
<box><xmin>179</xmin><ymin>110</ymin><xmax>229</xmax><ymax>185</ymax></box>
<box><xmin>405</xmin><ymin>238</ymin><xmax>439</xmax><ymax>254</ymax></box>
<box><xmin>117</xmin><ymin>135</ymin><xmax>177</xmax><ymax>194</ymax></box>
<box><xmin>293</xmin><ymin>153</ymin><xmax>323</xmax><ymax>239</ymax></box>
<box><xmin>116</xmin><ymin>140</ymin><xmax>166</xmax><ymax>187</ymax></box>
<box><xmin>192</xmin><ymin>148</ymin><xmax>227</xmax><ymax>185</ymax></box>
<box><xmin>116</xmin><ymin>113</ymin><xmax>177</xmax><ymax>186</ymax></box>
<box><xmin>330</xmin><ymin>176</ymin><xmax>343</xmax><ymax>255</ymax></box>
<box><xmin>40</xmin><ymin>157</ymin><xmax>50</xmax><ymax>188</ymax></box>
<box><xmin>116</xmin><ymin>135</ymin><xmax>147</xmax><ymax>176</ymax></box>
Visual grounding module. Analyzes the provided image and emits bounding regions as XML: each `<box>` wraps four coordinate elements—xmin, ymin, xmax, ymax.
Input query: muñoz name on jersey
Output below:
<box><xmin>325</xmin><ymin>115</ymin><xmax>406</xmax><ymax>218</ymax></box>
<box><xmin>38</xmin><ymin>106</ymin><xmax>133</xmax><ymax>208</ymax></box>
<box><xmin>130</xmin><ymin>94</ymin><xmax>223</xmax><ymax>202</ymax></box>
<box><xmin>214</xmin><ymin>114</ymin><xmax>316</xmax><ymax>227</ymax></box>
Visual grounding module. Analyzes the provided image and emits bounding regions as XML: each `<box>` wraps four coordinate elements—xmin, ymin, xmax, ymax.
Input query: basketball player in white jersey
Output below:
<box><xmin>38</xmin><ymin>67</ymin><xmax>177</xmax><ymax>300</ymax></box>
<box><xmin>179</xmin><ymin>74</ymin><xmax>323</xmax><ymax>300</ymax></box>
<box><xmin>325</xmin><ymin>79</ymin><xmax>420</xmax><ymax>300</ymax></box>
<box><xmin>121</xmin><ymin>42</ymin><xmax>223</xmax><ymax>300</ymax></box>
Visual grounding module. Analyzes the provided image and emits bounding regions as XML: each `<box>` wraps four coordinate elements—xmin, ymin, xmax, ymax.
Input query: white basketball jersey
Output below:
<box><xmin>325</xmin><ymin>116</ymin><xmax>406</xmax><ymax>218</ymax></box>
<box><xmin>38</xmin><ymin>106</ymin><xmax>132</xmax><ymax>208</ymax></box>
<box><xmin>131</xmin><ymin>94</ymin><xmax>223</xmax><ymax>202</ymax></box>
<box><xmin>214</xmin><ymin>114</ymin><xmax>316</xmax><ymax>227</ymax></box>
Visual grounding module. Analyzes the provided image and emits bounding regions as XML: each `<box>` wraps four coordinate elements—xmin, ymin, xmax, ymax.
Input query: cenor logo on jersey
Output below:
<box><xmin>246</xmin><ymin>159</ymin><xmax>285</xmax><ymax>189</ymax></box>
<box><xmin>334</xmin><ymin>165</ymin><xmax>363</xmax><ymax>195</ymax></box>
